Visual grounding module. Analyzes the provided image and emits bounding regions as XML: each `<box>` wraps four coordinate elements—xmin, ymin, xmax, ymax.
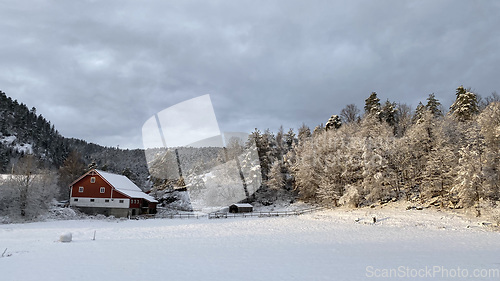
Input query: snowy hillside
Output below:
<box><xmin>1</xmin><ymin>206</ymin><xmax>499</xmax><ymax>281</ymax></box>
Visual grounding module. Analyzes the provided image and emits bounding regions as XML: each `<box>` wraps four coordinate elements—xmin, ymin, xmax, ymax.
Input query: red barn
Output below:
<box><xmin>69</xmin><ymin>169</ymin><xmax>157</xmax><ymax>217</ymax></box>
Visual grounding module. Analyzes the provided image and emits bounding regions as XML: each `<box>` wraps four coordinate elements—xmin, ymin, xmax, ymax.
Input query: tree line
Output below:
<box><xmin>257</xmin><ymin>86</ymin><xmax>499</xmax><ymax>213</ymax></box>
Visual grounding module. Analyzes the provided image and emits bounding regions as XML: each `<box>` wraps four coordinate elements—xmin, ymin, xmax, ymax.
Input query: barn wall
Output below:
<box><xmin>129</xmin><ymin>198</ymin><xmax>141</xmax><ymax>209</ymax></box>
<box><xmin>71</xmin><ymin>197</ymin><xmax>130</xmax><ymax>208</ymax></box>
<box><xmin>70</xmin><ymin>174</ymin><xmax>128</xmax><ymax>199</ymax></box>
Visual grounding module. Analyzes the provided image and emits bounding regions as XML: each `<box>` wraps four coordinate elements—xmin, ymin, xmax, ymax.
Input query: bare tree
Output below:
<box><xmin>340</xmin><ymin>104</ymin><xmax>360</xmax><ymax>124</ymax></box>
<box><xmin>7</xmin><ymin>155</ymin><xmax>58</xmax><ymax>218</ymax></box>
<box><xmin>395</xmin><ymin>103</ymin><xmax>413</xmax><ymax>137</ymax></box>
<box><xmin>58</xmin><ymin>150</ymin><xmax>86</xmax><ymax>200</ymax></box>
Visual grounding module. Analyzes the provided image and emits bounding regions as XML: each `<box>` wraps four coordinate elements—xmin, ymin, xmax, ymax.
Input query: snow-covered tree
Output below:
<box><xmin>312</xmin><ymin>124</ymin><xmax>325</xmax><ymax>137</ymax></box>
<box><xmin>325</xmin><ymin>115</ymin><xmax>342</xmax><ymax>131</ymax></box>
<box><xmin>412</xmin><ymin>102</ymin><xmax>426</xmax><ymax>124</ymax></box>
<box><xmin>292</xmin><ymin>138</ymin><xmax>320</xmax><ymax>201</ymax></box>
<box><xmin>247</xmin><ymin>129</ymin><xmax>273</xmax><ymax>183</ymax></box>
<box><xmin>364</xmin><ymin>92</ymin><xmax>381</xmax><ymax>116</ymax></box>
<box><xmin>420</xmin><ymin>121</ymin><xmax>457</xmax><ymax>204</ymax></box>
<box><xmin>451</xmin><ymin>146</ymin><xmax>484</xmax><ymax>208</ymax></box>
<box><xmin>380</xmin><ymin>99</ymin><xmax>397</xmax><ymax>127</ymax></box>
<box><xmin>477</xmin><ymin>102</ymin><xmax>500</xmax><ymax>201</ymax></box>
<box><xmin>297</xmin><ymin>123</ymin><xmax>312</xmax><ymax>144</ymax></box>
<box><xmin>284</xmin><ymin>128</ymin><xmax>296</xmax><ymax>150</ymax></box>
<box><xmin>449</xmin><ymin>86</ymin><xmax>480</xmax><ymax>122</ymax></box>
<box><xmin>1</xmin><ymin>155</ymin><xmax>59</xmax><ymax>218</ymax></box>
<box><xmin>426</xmin><ymin>93</ymin><xmax>443</xmax><ymax>118</ymax></box>
<box><xmin>267</xmin><ymin>160</ymin><xmax>285</xmax><ymax>190</ymax></box>
<box><xmin>393</xmin><ymin>103</ymin><xmax>412</xmax><ymax>137</ymax></box>
<box><xmin>339</xmin><ymin>185</ymin><xmax>360</xmax><ymax>207</ymax></box>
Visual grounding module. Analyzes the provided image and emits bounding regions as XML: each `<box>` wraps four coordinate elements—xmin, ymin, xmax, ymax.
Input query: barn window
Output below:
<box><xmin>119</xmin><ymin>200</ymin><xmax>124</xmax><ymax>203</ymax></box>
<box><xmin>90</xmin><ymin>177</ymin><xmax>96</xmax><ymax>183</ymax></box>
<box><xmin>105</xmin><ymin>199</ymin><xmax>109</xmax><ymax>203</ymax></box>
<box><xmin>79</xmin><ymin>186</ymin><xmax>84</xmax><ymax>193</ymax></box>
<box><xmin>90</xmin><ymin>199</ymin><xmax>95</xmax><ymax>202</ymax></box>
<box><xmin>100</xmin><ymin>187</ymin><xmax>105</xmax><ymax>193</ymax></box>
<box><xmin>74</xmin><ymin>198</ymin><xmax>78</xmax><ymax>202</ymax></box>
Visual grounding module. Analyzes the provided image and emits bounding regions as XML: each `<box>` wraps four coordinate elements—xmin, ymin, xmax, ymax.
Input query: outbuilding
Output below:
<box><xmin>229</xmin><ymin>203</ymin><xmax>253</xmax><ymax>213</ymax></box>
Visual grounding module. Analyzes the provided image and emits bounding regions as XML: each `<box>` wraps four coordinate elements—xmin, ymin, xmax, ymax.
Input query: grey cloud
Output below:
<box><xmin>1</xmin><ymin>0</ymin><xmax>499</xmax><ymax>148</ymax></box>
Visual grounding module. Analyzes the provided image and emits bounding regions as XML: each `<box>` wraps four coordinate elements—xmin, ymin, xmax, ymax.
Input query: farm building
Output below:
<box><xmin>229</xmin><ymin>203</ymin><xmax>253</xmax><ymax>213</ymax></box>
<box><xmin>69</xmin><ymin>169</ymin><xmax>158</xmax><ymax>217</ymax></box>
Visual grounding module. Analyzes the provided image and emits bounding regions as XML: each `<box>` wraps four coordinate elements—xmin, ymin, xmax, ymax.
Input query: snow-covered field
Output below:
<box><xmin>1</xmin><ymin>206</ymin><xmax>499</xmax><ymax>281</ymax></box>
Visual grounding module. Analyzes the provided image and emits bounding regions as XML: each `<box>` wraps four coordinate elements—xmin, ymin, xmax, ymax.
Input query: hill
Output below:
<box><xmin>0</xmin><ymin>91</ymin><xmax>150</xmax><ymax>189</ymax></box>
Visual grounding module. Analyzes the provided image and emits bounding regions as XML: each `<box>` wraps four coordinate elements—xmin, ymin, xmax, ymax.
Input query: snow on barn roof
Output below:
<box><xmin>95</xmin><ymin>170</ymin><xmax>158</xmax><ymax>203</ymax></box>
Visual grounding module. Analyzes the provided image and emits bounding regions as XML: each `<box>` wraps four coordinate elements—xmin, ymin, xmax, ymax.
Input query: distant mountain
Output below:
<box><xmin>0</xmin><ymin>90</ymin><xmax>150</xmax><ymax>188</ymax></box>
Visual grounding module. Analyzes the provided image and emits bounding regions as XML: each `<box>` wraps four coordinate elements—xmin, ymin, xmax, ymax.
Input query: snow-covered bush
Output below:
<box><xmin>339</xmin><ymin>185</ymin><xmax>360</xmax><ymax>208</ymax></box>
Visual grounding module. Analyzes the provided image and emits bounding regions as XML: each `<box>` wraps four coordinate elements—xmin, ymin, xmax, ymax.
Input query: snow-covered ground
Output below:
<box><xmin>1</xmin><ymin>206</ymin><xmax>499</xmax><ymax>281</ymax></box>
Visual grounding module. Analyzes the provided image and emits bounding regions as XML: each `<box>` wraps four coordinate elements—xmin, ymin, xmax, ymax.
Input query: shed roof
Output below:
<box><xmin>230</xmin><ymin>203</ymin><xmax>253</xmax><ymax>208</ymax></box>
<box><xmin>95</xmin><ymin>170</ymin><xmax>158</xmax><ymax>203</ymax></box>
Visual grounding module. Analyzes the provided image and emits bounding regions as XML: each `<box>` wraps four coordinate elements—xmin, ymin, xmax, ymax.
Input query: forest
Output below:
<box><xmin>0</xmin><ymin>86</ymin><xmax>499</xmax><ymax>220</ymax></box>
<box><xmin>257</xmin><ymin>87</ymin><xmax>499</xmax><ymax>214</ymax></box>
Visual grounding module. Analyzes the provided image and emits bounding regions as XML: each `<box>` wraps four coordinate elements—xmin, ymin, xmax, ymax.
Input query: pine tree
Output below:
<box><xmin>380</xmin><ymin>99</ymin><xmax>398</xmax><ymax>128</ymax></box>
<box><xmin>292</xmin><ymin>138</ymin><xmax>320</xmax><ymax>201</ymax></box>
<box><xmin>247</xmin><ymin>129</ymin><xmax>272</xmax><ymax>182</ymax></box>
<box><xmin>267</xmin><ymin>160</ymin><xmax>285</xmax><ymax>190</ymax></box>
<box><xmin>284</xmin><ymin>128</ymin><xmax>296</xmax><ymax>149</ymax></box>
<box><xmin>449</xmin><ymin>86</ymin><xmax>479</xmax><ymax>121</ymax></box>
<box><xmin>420</xmin><ymin>124</ymin><xmax>457</xmax><ymax>204</ymax></box>
<box><xmin>364</xmin><ymin>92</ymin><xmax>381</xmax><ymax>116</ymax></box>
<box><xmin>325</xmin><ymin>115</ymin><xmax>342</xmax><ymax>131</ymax></box>
<box><xmin>297</xmin><ymin>123</ymin><xmax>312</xmax><ymax>144</ymax></box>
<box><xmin>413</xmin><ymin>102</ymin><xmax>426</xmax><ymax>123</ymax></box>
<box><xmin>425</xmin><ymin>93</ymin><xmax>443</xmax><ymax>118</ymax></box>
<box><xmin>312</xmin><ymin>124</ymin><xmax>325</xmax><ymax>137</ymax></box>
<box><xmin>452</xmin><ymin>146</ymin><xmax>484</xmax><ymax>208</ymax></box>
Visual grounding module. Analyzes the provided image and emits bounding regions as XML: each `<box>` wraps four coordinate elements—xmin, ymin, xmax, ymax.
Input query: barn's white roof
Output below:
<box><xmin>96</xmin><ymin>170</ymin><xmax>158</xmax><ymax>203</ymax></box>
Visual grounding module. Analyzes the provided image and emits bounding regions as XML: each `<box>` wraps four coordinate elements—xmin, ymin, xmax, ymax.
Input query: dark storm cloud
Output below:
<box><xmin>1</xmin><ymin>0</ymin><xmax>499</xmax><ymax>148</ymax></box>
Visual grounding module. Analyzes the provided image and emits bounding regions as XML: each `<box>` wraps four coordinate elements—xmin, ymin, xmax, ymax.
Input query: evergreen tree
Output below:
<box><xmin>325</xmin><ymin>115</ymin><xmax>342</xmax><ymax>131</ymax></box>
<box><xmin>312</xmin><ymin>124</ymin><xmax>325</xmax><ymax>137</ymax></box>
<box><xmin>420</xmin><ymin>122</ymin><xmax>457</xmax><ymax>204</ymax></box>
<box><xmin>413</xmin><ymin>102</ymin><xmax>426</xmax><ymax>123</ymax></box>
<box><xmin>267</xmin><ymin>160</ymin><xmax>285</xmax><ymax>190</ymax></box>
<box><xmin>284</xmin><ymin>128</ymin><xmax>296</xmax><ymax>150</ymax></box>
<box><xmin>425</xmin><ymin>93</ymin><xmax>443</xmax><ymax>118</ymax></box>
<box><xmin>380</xmin><ymin>99</ymin><xmax>398</xmax><ymax>128</ymax></box>
<box><xmin>247</xmin><ymin>129</ymin><xmax>272</xmax><ymax>183</ymax></box>
<box><xmin>449</xmin><ymin>86</ymin><xmax>479</xmax><ymax>121</ymax></box>
<box><xmin>364</xmin><ymin>92</ymin><xmax>381</xmax><ymax>116</ymax></box>
<box><xmin>297</xmin><ymin>123</ymin><xmax>312</xmax><ymax>144</ymax></box>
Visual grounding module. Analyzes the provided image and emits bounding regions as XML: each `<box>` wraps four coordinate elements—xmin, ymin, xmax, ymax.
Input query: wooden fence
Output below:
<box><xmin>207</xmin><ymin>206</ymin><xmax>324</xmax><ymax>219</ymax></box>
<box><xmin>154</xmin><ymin>206</ymin><xmax>324</xmax><ymax>220</ymax></box>
<box><xmin>157</xmin><ymin>213</ymin><xmax>205</xmax><ymax>219</ymax></box>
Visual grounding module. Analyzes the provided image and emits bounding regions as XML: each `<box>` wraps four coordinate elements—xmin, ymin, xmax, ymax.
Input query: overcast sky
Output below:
<box><xmin>1</xmin><ymin>0</ymin><xmax>499</xmax><ymax>149</ymax></box>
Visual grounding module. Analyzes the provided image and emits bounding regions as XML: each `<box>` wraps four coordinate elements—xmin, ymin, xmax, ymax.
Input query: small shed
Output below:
<box><xmin>229</xmin><ymin>203</ymin><xmax>253</xmax><ymax>213</ymax></box>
